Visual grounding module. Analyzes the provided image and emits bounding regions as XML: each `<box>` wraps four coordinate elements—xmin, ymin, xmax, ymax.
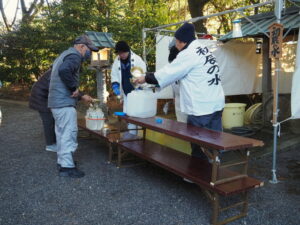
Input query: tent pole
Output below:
<box><xmin>270</xmin><ymin>59</ymin><xmax>280</xmax><ymax>184</ymax></box>
<box><xmin>142</xmin><ymin>28</ymin><xmax>147</xmax><ymax>65</ymax></box>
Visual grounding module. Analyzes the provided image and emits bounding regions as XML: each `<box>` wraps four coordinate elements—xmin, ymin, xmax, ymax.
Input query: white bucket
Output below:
<box><xmin>126</xmin><ymin>90</ymin><xmax>157</xmax><ymax>118</ymax></box>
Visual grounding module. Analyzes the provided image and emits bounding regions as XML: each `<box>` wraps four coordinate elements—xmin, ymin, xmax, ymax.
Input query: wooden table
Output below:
<box><xmin>116</xmin><ymin>116</ymin><xmax>264</xmax><ymax>225</ymax></box>
<box><xmin>117</xmin><ymin>116</ymin><xmax>264</xmax><ymax>185</ymax></box>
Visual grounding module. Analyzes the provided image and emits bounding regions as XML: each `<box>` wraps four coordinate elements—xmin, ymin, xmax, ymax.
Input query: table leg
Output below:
<box><xmin>143</xmin><ymin>127</ymin><xmax>146</xmax><ymax>141</ymax></box>
<box><xmin>242</xmin><ymin>191</ymin><xmax>249</xmax><ymax>215</ymax></box>
<box><xmin>117</xmin><ymin>146</ymin><xmax>122</xmax><ymax>168</ymax></box>
<box><xmin>211</xmin><ymin>192</ymin><xmax>220</xmax><ymax>225</ymax></box>
<box><xmin>211</xmin><ymin>150</ymin><xmax>219</xmax><ymax>186</ymax></box>
<box><xmin>108</xmin><ymin>143</ymin><xmax>113</xmax><ymax>163</ymax></box>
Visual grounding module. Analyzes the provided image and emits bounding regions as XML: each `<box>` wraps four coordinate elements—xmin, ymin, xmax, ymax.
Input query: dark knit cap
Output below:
<box><xmin>115</xmin><ymin>41</ymin><xmax>130</xmax><ymax>53</ymax></box>
<box><xmin>175</xmin><ymin>23</ymin><xmax>196</xmax><ymax>43</ymax></box>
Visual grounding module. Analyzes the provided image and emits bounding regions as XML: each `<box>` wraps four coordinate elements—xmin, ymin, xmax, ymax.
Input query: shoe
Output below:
<box><xmin>57</xmin><ymin>161</ymin><xmax>78</xmax><ymax>170</ymax></box>
<box><xmin>183</xmin><ymin>178</ymin><xmax>194</xmax><ymax>183</ymax></box>
<box><xmin>58</xmin><ymin>167</ymin><xmax>85</xmax><ymax>178</ymax></box>
<box><xmin>46</xmin><ymin>144</ymin><xmax>57</xmax><ymax>152</ymax></box>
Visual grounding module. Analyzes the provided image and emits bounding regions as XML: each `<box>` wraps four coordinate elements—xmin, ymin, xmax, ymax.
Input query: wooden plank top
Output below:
<box><xmin>119</xmin><ymin>139</ymin><xmax>264</xmax><ymax>196</ymax></box>
<box><xmin>119</xmin><ymin>116</ymin><xmax>264</xmax><ymax>151</ymax></box>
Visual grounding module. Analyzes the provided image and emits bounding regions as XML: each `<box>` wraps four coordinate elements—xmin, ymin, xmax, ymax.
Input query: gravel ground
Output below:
<box><xmin>0</xmin><ymin>100</ymin><xmax>299</xmax><ymax>225</ymax></box>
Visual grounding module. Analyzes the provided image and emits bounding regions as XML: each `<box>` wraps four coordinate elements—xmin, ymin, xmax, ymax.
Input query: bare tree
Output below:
<box><xmin>0</xmin><ymin>0</ymin><xmax>44</xmax><ymax>32</ymax></box>
<box><xmin>0</xmin><ymin>0</ymin><xmax>19</xmax><ymax>31</ymax></box>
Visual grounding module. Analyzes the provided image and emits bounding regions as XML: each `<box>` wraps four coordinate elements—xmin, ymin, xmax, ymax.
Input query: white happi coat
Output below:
<box><xmin>172</xmin><ymin>82</ymin><xmax>187</xmax><ymax>123</ymax></box>
<box><xmin>110</xmin><ymin>51</ymin><xmax>147</xmax><ymax>96</ymax></box>
<box><xmin>155</xmin><ymin>40</ymin><xmax>225</xmax><ymax>116</ymax></box>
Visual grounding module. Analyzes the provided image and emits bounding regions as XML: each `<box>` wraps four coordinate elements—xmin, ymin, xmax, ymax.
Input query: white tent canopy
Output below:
<box><xmin>155</xmin><ymin>35</ymin><xmax>297</xmax><ymax>97</ymax></box>
<box><xmin>291</xmin><ymin>27</ymin><xmax>300</xmax><ymax>119</ymax></box>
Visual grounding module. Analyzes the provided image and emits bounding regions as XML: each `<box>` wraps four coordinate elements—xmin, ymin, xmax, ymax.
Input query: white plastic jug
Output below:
<box><xmin>85</xmin><ymin>106</ymin><xmax>105</xmax><ymax>130</ymax></box>
<box><xmin>126</xmin><ymin>90</ymin><xmax>157</xmax><ymax>118</ymax></box>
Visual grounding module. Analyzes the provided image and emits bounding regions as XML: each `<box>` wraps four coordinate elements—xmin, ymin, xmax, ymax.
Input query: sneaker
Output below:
<box><xmin>46</xmin><ymin>144</ymin><xmax>57</xmax><ymax>152</ymax></box>
<box><xmin>59</xmin><ymin>167</ymin><xmax>85</xmax><ymax>178</ymax></box>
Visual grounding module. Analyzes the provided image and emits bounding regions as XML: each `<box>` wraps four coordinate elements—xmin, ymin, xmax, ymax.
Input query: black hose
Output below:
<box><xmin>230</xmin><ymin>126</ymin><xmax>256</xmax><ymax>136</ymax></box>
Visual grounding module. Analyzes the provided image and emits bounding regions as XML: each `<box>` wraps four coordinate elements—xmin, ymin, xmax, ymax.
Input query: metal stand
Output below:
<box><xmin>270</xmin><ymin>59</ymin><xmax>280</xmax><ymax>184</ymax></box>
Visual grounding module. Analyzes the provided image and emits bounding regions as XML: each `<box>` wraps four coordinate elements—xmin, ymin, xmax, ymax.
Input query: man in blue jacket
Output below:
<box><xmin>48</xmin><ymin>35</ymin><xmax>98</xmax><ymax>178</ymax></box>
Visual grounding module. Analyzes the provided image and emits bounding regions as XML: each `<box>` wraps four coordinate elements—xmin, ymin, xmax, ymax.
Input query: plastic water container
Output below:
<box><xmin>126</xmin><ymin>90</ymin><xmax>157</xmax><ymax>118</ymax></box>
<box><xmin>232</xmin><ymin>19</ymin><xmax>243</xmax><ymax>38</ymax></box>
<box><xmin>222</xmin><ymin>103</ymin><xmax>246</xmax><ymax>129</ymax></box>
<box><xmin>85</xmin><ymin>106</ymin><xmax>105</xmax><ymax>130</ymax></box>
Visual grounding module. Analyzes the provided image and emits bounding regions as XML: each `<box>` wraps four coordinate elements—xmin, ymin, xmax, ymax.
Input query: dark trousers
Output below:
<box><xmin>39</xmin><ymin>111</ymin><xmax>56</xmax><ymax>146</ymax></box>
<box><xmin>187</xmin><ymin>110</ymin><xmax>223</xmax><ymax>159</ymax></box>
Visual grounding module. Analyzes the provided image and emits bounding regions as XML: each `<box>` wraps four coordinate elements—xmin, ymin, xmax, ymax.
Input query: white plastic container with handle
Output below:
<box><xmin>85</xmin><ymin>106</ymin><xmax>105</xmax><ymax>130</ymax></box>
<box><xmin>126</xmin><ymin>90</ymin><xmax>157</xmax><ymax>118</ymax></box>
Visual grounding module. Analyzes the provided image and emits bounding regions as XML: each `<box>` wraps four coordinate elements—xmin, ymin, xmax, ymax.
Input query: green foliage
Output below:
<box><xmin>0</xmin><ymin>0</ymin><xmax>275</xmax><ymax>88</ymax></box>
<box><xmin>205</xmin><ymin>0</ymin><xmax>274</xmax><ymax>34</ymax></box>
<box><xmin>0</xmin><ymin>0</ymin><xmax>186</xmax><ymax>86</ymax></box>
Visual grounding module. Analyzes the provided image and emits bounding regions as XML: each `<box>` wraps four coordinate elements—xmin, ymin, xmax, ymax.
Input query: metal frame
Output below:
<box><xmin>142</xmin><ymin>1</ymin><xmax>274</xmax><ymax>63</ymax></box>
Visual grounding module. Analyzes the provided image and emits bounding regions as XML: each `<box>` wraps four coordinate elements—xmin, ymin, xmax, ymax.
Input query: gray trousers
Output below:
<box><xmin>51</xmin><ymin>107</ymin><xmax>77</xmax><ymax>168</ymax></box>
<box><xmin>39</xmin><ymin>111</ymin><xmax>56</xmax><ymax>146</ymax></box>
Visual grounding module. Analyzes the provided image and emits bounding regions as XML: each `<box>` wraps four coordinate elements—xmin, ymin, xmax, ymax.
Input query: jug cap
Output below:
<box><xmin>114</xmin><ymin>112</ymin><xmax>126</xmax><ymax>116</ymax></box>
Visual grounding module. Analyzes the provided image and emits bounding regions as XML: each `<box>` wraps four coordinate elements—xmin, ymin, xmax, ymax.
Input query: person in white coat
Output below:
<box><xmin>110</xmin><ymin>41</ymin><xmax>147</xmax><ymax>134</ymax></box>
<box><xmin>135</xmin><ymin>23</ymin><xmax>225</xmax><ymax>160</ymax></box>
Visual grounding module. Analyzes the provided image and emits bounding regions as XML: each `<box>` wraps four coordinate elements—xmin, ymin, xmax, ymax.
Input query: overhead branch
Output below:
<box><xmin>21</xmin><ymin>0</ymin><xmax>45</xmax><ymax>24</ymax></box>
<box><xmin>0</xmin><ymin>0</ymin><xmax>11</xmax><ymax>31</ymax></box>
<box><xmin>11</xmin><ymin>0</ymin><xmax>20</xmax><ymax>28</ymax></box>
<box><xmin>20</xmin><ymin>0</ymin><xmax>28</xmax><ymax>14</ymax></box>
<box><xmin>28</xmin><ymin>0</ymin><xmax>40</xmax><ymax>15</ymax></box>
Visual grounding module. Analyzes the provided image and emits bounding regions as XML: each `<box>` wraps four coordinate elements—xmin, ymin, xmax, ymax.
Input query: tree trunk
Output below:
<box><xmin>128</xmin><ymin>0</ymin><xmax>135</xmax><ymax>11</ymax></box>
<box><xmin>187</xmin><ymin>0</ymin><xmax>210</xmax><ymax>33</ymax></box>
<box><xmin>20</xmin><ymin>0</ymin><xmax>44</xmax><ymax>24</ymax></box>
<box><xmin>250</xmin><ymin>0</ymin><xmax>260</xmax><ymax>14</ymax></box>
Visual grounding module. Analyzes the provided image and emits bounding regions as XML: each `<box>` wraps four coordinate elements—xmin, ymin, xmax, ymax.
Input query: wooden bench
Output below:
<box><xmin>116</xmin><ymin>116</ymin><xmax>264</xmax><ymax>225</ymax></box>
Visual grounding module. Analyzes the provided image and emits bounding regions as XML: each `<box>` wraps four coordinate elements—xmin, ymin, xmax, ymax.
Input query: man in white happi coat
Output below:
<box><xmin>134</xmin><ymin>23</ymin><xmax>225</xmax><ymax>160</ymax></box>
